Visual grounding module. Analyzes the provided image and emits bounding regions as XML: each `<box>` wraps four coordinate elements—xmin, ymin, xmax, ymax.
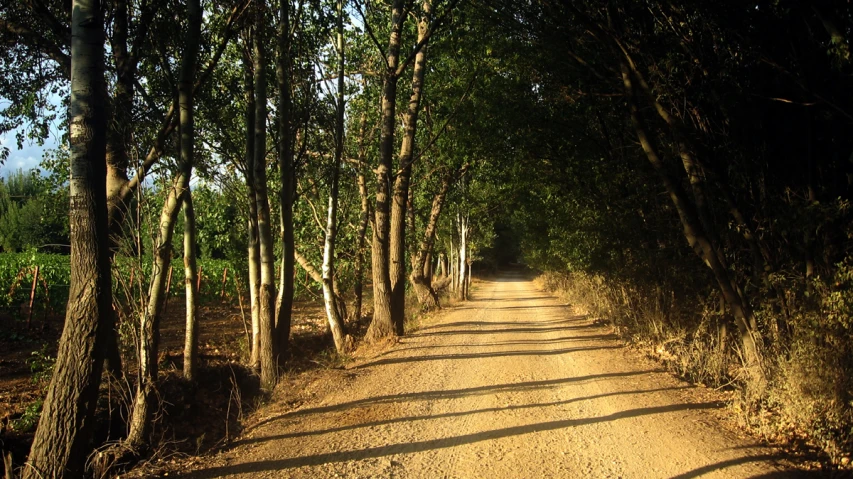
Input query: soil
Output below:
<box><xmin>164</xmin><ymin>272</ymin><xmax>826</xmax><ymax>479</ymax></box>
<box><xmin>0</xmin><ymin>295</ymin><xmax>335</xmax><ymax>468</ymax></box>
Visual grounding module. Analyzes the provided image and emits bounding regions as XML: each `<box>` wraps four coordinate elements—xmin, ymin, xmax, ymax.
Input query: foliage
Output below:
<box><xmin>0</xmin><ymin>169</ymin><xmax>68</xmax><ymax>253</ymax></box>
<box><xmin>11</xmin><ymin>399</ymin><xmax>44</xmax><ymax>433</ymax></box>
<box><xmin>27</xmin><ymin>344</ymin><xmax>55</xmax><ymax>387</ymax></box>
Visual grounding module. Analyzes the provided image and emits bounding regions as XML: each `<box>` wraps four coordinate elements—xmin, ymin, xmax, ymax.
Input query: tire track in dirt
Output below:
<box><xmin>181</xmin><ymin>272</ymin><xmax>812</xmax><ymax>478</ymax></box>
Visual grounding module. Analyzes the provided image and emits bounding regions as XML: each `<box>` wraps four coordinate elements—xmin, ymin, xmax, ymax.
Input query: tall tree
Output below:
<box><xmin>366</xmin><ymin>0</ymin><xmax>406</xmax><ymax>341</ymax></box>
<box><xmin>276</xmin><ymin>0</ymin><xmax>295</xmax><ymax>359</ymax></box>
<box><xmin>253</xmin><ymin>0</ymin><xmax>278</xmax><ymax>389</ymax></box>
<box><xmin>124</xmin><ymin>0</ymin><xmax>202</xmax><ymax>453</ymax></box>
<box><xmin>321</xmin><ymin>0</ymin><xmax>350</xmax><ymax>352</ymax></box>
<box><xmin>23</xmin><ymin>0</ymin><xmax>112</xmax><ymax>476</ymax></box>
<box><xmin>389</xmin><ymin>0</ymin><xmax>432</xmax><ymax>334</ymax></box>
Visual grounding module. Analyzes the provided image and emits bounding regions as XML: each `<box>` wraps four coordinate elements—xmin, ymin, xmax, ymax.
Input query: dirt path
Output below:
<box><xmin>182</xmin><ymin>272</ymin><xmax>809</xmax><ymax>478</ymax></box>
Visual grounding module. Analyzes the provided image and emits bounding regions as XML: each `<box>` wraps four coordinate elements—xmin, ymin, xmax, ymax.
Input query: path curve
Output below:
<box><xmin>183</xmin><ymin>272</ymin><xmax>807</xmax><ymax>478</ymax></box>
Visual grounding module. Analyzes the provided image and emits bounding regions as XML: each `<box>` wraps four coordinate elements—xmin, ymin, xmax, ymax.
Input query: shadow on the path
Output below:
<box><xmin>382</xmin><ymin>334</ymin><xmax>621</xmax><ymax>356</ymax></box>
<box><xmin>414</xmin><ymin>316</ymin><xmax>588</xmax><ymax>333</ymax></box>
<box><xmin>352</xmin><ymin>345</ymin><xmax>623</xmax><ymax>369</ymax></box>
<box><xmin>230</xmin><ymin>386</ymin><xmax>689</xmax><ymax>447</ymax></box>
<box><xmin>669</xmin><ymin>455</ymin><xmax>829</xmax><ymax>478</ymax></box>
<box><xmin>182</xmin><ymin>401</ymin><xmax>723</xmax><ymax>477</ymax></box>
<box><xmin>412</xmin><ymin>324</ymin><xmax>599</xmax><ymax>338</ymax></box>
<box><xmin>244</xmin><ymin>370</ymin><xmax>660</xmax><ymax>432</ymax></box>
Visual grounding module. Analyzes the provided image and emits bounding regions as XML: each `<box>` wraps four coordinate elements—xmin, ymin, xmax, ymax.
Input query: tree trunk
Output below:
<box><xmin>24</xmin><ymin>1</ymin><xmax>111</xmax><ymax>476</ymax></box>
<box><xmin>125</xmin><ymin>0</ymin><xmax>200</xmax><ymax>450</ymax></box>
<box><xmin>457</xmin><ymin>212</ymin><xmax>469</xmax><ymax>300</ymax></box>
<box><xmin>390</xmin><ymin>0</ymin><xmax>432</xmax><ymax>334</ymax></box>
<box><xmin>449</xmin><ymin>236</ymin><xmax>457</xmax><ymax>292</ymax></box>
<box><xmin>275</xmin><ymin>0</ymin><xmax>295</xmax><ymax>361</ymax></box>
<box><xmin>410</xmin><ymin>167</ymin><xmax>453</xmax><ymax>310</ymax></box>
<box><xmin>366</xmin><ymin>0</ymin><xmax>406</xmax><ymax>342</ymax></box>
<box><xmin>182</xmin><ymin>192</ymin><xmax>199</xmax><ymax>381</ymax></box>
<box><xmin>321</xmin><ymin>0</ymin><xmax>350</xmax><ymax>353</ymax></box>
<box><xmin>353</xmin><ymin>116</ymin><xmax>371</xmax><ymax>323</ymax></box>
<box><xmin>243</xmin><ymin>52</ymin><xmax>261</xmax><ymax>371</ymax></box>
<box><xmin>125</xmin><ymin>172</ymin><xmax>187</xmax><ymax>452</ymax></box>
<box><xmin>620</xmin><ymin>62</ymin><xmax>761</xmax><ymax>369</ymax></box>
<box><xmin>105</xmin><ymin>0</ymin><xmax>153</xmax><ymax>245</ymax></box>
<box><xmin>253</xmin><ymin>4</ymin><xmax>278</xmax><ymax>390</ymax></box>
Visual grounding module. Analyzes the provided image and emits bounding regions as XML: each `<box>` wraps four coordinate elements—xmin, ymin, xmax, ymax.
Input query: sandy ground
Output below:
<box><xmin>179</xmin><ymin>271</ymin><xmax>818</xmax><ymax>478</ymax></box>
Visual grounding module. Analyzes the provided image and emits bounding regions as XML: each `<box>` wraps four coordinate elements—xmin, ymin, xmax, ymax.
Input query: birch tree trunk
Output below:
<box><xmin>253</xmin><ymin>2</ymin><xmax>278</xmax><ymax>390</ymax></box>
<box><xmin>449</xmin><ymin>236</ymin><xmax>457</xmax><ymax>292</ymax></box>
<box><xmin>24</xmin><ymin>1</ymin><xmax>111</xmax><ymax>476</ymax></box>
<box><xmin>183</xmin><ymin>192</ymin><xmax>199</xmax><ymax>381</ymax></box>
<box><xmin>458</xmin><ymin>212</ymin><xmax>469</xmax><ymax>300</ymax></box>
<box><xmin>390</xmin><ymin>0</ymin><xmax>432</xmax><ymax>334</ymax></box>
<box><xmin>244</xmin><ymin>53</ymin><xmax>261</xmax><ymax>370</ymax></box>
<box><xmin>321</xmin><ymin>0</ymin><xmax>350</xmax><ymax>353</ymax></box>
<box><xmin>366</xmin><ymin>0</ymin><xmax>406</xmax><ymax>342</ymax></box>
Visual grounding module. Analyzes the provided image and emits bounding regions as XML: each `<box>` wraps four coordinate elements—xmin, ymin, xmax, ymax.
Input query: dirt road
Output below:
<box><xmin>183</xmin><ymin>272</ymin><xmax>809</xmax><ymax>478</ymax></box>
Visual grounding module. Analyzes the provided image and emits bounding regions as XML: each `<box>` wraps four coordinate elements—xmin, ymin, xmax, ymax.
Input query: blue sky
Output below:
<box><xmin>0</xmin><ymin>131</ymin><xmax>59</xmax><ymax>177</ymax></box>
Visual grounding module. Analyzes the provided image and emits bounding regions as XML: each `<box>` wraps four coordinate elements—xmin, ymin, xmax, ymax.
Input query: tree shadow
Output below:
<box><xmin>468</xmin><ymin>295</ymin><xmax>553</xmax><ymax>302</ymax></box>
<box><xmin>181</xmin><ymin>401</ymin><xmax>723</xmax><ymax>477</ymax></box>
<box><xmin>380</xmin><ymin>334</ymin><xmax>621</xmax><ymax>356</ymax></box>
<box><xmin>415</xmin><ymin>316</ymin><xmax>587</xmax><ymax>332</ymax></box>
<box><xmin>352</xmin><ymin>345</ymin><xmax>624</xmax><ymax>369</ymax></box>
<box><xmin>245</xmin><ymin>370</ymin><xmax>660</xmax><ymax>432</ymax></box>
<box><xmin>669</xmin><ymin>455</ymin><xmax>831</xmax><ymax>478</ymax></box>
<box><xmin>231</xmin><ymin>386</ymin><xmax>688</xmax><ymax>447</ymax></box>
<box><xmin>411</xmin><ymin>324</ymin><xmax>599</xmax><ymax>338</ymax></box>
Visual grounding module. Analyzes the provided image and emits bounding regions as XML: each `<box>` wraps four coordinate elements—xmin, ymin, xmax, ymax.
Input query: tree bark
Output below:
<box><xmin>125</xmin><ymin>0</ymin><xmax>201</xmax><ymax>451</ymax></box>
<box><xmin>104</xmin><ymin>0</ymin><xmax>154</xmax><ymax>244</ymax></box>
<box><xmin>390</xmin><ymin>0</ymin><xmax>432</xmax><ymax>334</ymax></box>
<box><xmin>275</xmin><ymin>0</ymin><xmax>295</xmax><ymax>361</ymax></box>
<box><xmin>253</xmin><ymin>1</ymin><xmax>278</xmax><ymax>390</ymax></box>
<box><xmin>321</xmin><ymin>0</ymin><xmax>350</xmax><ymax>353</ymax></box>
<box><xmin>366</xmin><ymin>0</ymin><xmax>406</xmax><ymax>342</ymax></box>
<box><xmin>125</xmin><ymin>172</ymin><xmax>187</xmax><ymax>452</ymax></box>
<box><xmin>182</xmin><ymin>192</ymin><xmax>199</xmax><ymax>381</ymax></box>
<box><xmin>243</xmin><ymin>49</ymin><xmax>261</xmax><ymax>370</ymax></box>
<box><xmin>24</xmin><ymin>1</ymin><xmax>111</xmax><ymax>476</ymax></box>
<box><xmin>410</xmin><ymin>167</ymin><xmax>454</xmax><ymax>310</ymax></box>
<box><xmin>353</xmin><ymin>116</ymin><xmax>371</xmax><ymax>323</ymax></box>
<box><xmin>457</xmin><ymin>211</ymin><xmax>469</xmax><ymax>300</ymax></box>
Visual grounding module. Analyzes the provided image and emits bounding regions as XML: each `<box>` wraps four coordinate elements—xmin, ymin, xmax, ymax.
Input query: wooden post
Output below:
<box><xmin>197</xmin><ymin>265</ymin><xmax>203</xmax><ymax>293</ymax></box>
<box><xmin>220</xmin><ymin>267</ymin><xmax>229</xmax><ymax>299</ymax></box>
<box><xmin>27</xmin><ymin>266</ymin><xmax>40</xmax><ymax>328</ymax></box>
<box><xmin>233</xmin><ymin>272</ymin><xmax>251</xmax><ymax>352</ymax></box>
<box><xmin>163</xmin><ymin>265</ymin><xmax>174</xmax><ymax>314</ymax></box>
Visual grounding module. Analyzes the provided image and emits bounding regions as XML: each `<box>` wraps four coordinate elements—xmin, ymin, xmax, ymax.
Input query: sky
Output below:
<box><xmin>0</xmin><ymin>130</ymin><xmax>60</xmax><ymax>177</ymax></box>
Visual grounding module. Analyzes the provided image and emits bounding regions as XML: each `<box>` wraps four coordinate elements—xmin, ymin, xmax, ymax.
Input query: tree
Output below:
<box><xmin>23</xmin><ymin>0</ymin><xmax>112</xmax><ymax>476</ymax></box>
<box><xmin>252</xmin><ymin>0</ymin><xmax>278</xmax><ymax>390</ymax></box>
<box><xmin>389</xmin><ymin>0</ymin><xmax>433</xmax><ymax>334</ymax></box>
<box><xmin>123</xmin><ymin>0</ymin><xmax>202</xmax><ymax>454</ymax></box>
<box><xmin>321</xmin><ymin>0</ymin><xmax>351</xmax><ymax>353</ymax></box>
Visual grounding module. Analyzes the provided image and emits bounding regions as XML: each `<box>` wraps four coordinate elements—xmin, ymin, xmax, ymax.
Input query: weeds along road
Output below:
<box><xmin>183</xmin><ymin>272</ymin><xmax>808</xmax><ymax>479</ymax></box>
